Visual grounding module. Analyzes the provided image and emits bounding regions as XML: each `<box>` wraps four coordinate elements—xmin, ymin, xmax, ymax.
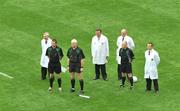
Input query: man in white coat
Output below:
<box><xmin>40</xmin><ymin>32</ymin><xmax>52</xmax><ymax>80</ymax></box>
<box><xmin>91</xmin><ymin>29</ymin><xmax>109</xmax><ymax>81</ymax></box>
<box><xmin>116</xmin><ymin>29</ymin><xmax>135</xmax><ymax>80</ymax></box>
<box><xmin>144</xmin><ymin>42</ymin><xmax>160</xmax><ymax>93</ymax></box>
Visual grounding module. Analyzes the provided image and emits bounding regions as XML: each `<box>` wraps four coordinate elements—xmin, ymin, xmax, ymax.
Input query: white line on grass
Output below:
<box><xmin>0</xmin><ymin>72</ymin><xmax>14</xmax><ymax>79</ymax></box>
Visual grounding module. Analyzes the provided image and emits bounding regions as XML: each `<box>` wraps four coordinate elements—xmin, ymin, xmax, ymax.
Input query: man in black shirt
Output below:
<box><xmin>67</xmin><ymin>39</ymin><xmax>85</xmax><ymax>94</ymax></box>
<box><xmin>46</xmin><ymin>39</ymin><xmax>64</xmax><ymax>92</ymax></box>
<box><xmin>119</xmin><ymin>42</ymin><xmax>134</xmax><ymax>89</ymax></box>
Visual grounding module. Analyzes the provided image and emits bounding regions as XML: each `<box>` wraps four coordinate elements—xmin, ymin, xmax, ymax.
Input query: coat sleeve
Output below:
<box><xmin>106</xmin><ymin>38</ymin><xmax>109</xmax><ymax>57</ymax></box>
<box><xmin>155</xmin><ymin>52</ymin><xmax>160</xmax><ymax>65</ymax></box>
<box><xmin>130</xmin><ymin>37</ymin><xmax>135</xmax><ymax>50</ymax></box>
<box><xmin>117</xmin><ymin>37</ymin><xmax>119</xmax><ymax>47</ymax></box>
<box><xmin>91</xmin><ymin>38</ymin><xmax>95</xmax><ymax>57</ymax></box>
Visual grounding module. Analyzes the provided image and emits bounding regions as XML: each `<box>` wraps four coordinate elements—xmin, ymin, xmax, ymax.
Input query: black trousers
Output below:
<box><xmin>117</xmin><ymin>64</ymin><xmax>122</xmax><ymax>80</ymax></box>
<box><xmin>41</xmin><ymin>67</ymin><xmax>47</xmax><ymax>79</ymax></box>
<box><xmin>95</xmin><ymin>64</ymin><xmax>107</xmax><ymax>80</ymax></box>
<box><xmin>146</xmin><ymin>78</ymin><xmax>159</xmax><ymax>92</ymax></box>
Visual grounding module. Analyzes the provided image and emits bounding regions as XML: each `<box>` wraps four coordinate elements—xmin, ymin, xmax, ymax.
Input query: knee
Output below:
<box><xmin>70</xmin><ymin>74</ymin><xmax>75</xmax><ymax>80</ymax></box>
<box><xmin>50</xmin><ymin>74</ymin><xmax>54</xmax><ymax>79</ymax></box>
<box><xmin>77</xmin><ymin>74</ymin><xmax>82</xmax><ymax>80</ymax></box>
<box><xmin>122</xmin><ymin>73</ymin><xmax>125</xmax><ymax>77</ymax></box>
<box><xmin>128</xmin><ymin>73</ymin><xmax>132</xmax><ymax>78</ymax></box>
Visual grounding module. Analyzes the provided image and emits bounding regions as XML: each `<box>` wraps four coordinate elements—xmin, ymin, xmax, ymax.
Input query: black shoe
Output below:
<box><xmin>146</xmin><ymin>89</ymin><xmax>151</xmax><ymax>92</ymax></box>
<box><xmin>118</xmin><ymin>78</ymin><xmax>122</xmax><ymax>81</ymax></box>
<box><xmin>120</xmin><ymin>84</ymin><xmax>125</xmax><ymax>88</ymax></box>
<box><xmin>41</xmin><ymin>77</ymin><xmax>46</xmax><ymax>80</ymax></box>
<box><xmin>130</xmin><ymin>86</ymin><xmax>134</xmax><ymax>90</ymax></box>
<box><xmin>155</xmin><ymin>91</ymin><xmax>159</xmax><ymax>94</ymax></box>
<box><xmin>70</xmin><ymin>88</ymin><xmax>75</xmax><ymax>93</ymax></box>
<box><xmin>79</xmin><ymin>90</ymin><xmax>84</xmax><ymax>95</ymax></box>
<box><xmin>93</xmin><ymin>78</ymin><xmax>99</xmax><ymax>80</ymax></box>
<box><xmin>103</xmin><ymin>78</ymin><xmax>108</xmax><ymax>81</ymax></box>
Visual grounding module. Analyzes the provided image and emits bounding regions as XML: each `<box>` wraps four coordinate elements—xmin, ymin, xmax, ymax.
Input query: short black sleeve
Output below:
<box><xmin>80</xmin><ymin>49</ymin><xmax>85</xmax><ymax>59</ymax></box>
<box><xmin>59</xmin><ymin>48</ymin><xmax>64</xmax><ymax>58</ymax></box>
<box><xmin>46</xmin><ymin>47</ymin><xmax>49</xmax><ymax>56</ymax></box>
<box><xmin>66</xmin><ymin>48</ymin><xmax>71</xmax><ymax>58</ymax></box>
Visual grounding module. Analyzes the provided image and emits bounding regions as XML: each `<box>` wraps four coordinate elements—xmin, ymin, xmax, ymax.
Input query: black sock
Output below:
<box><xmin>49</xmin><ymin>77</ymin><xmax>54</xmax><ymax>87</ymax></box>
<box><xmin>57</xmin><ymin>78</ymin><xmax>62</xmax><ymax>88</ymax></box>
<box><xmin>122</xmin><ymin>77</ymin><xmax>126</xmax><ymax>85</ymax></box>
<box><xmin>71</xmin><ymin>79</ymin><xmax>75</xmax><ymax>88</ymax></box>
<box><xmin>79</xmin><ymin>79</ymin><xmax>84</xmax><ymax>91</ymax></box>
<box><xmin>129</xmin><ymin>77</ymin><xmax>133</xmax><ymax>86</ymax></box>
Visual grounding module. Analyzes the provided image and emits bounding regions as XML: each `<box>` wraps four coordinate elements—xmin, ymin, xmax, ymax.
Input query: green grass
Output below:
<box><xmin>0</xmin><ymin>0</ymin><xmax>180</xmax><ymax>111</ymax></box>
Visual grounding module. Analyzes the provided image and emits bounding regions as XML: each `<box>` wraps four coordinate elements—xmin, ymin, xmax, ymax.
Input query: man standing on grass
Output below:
<box><xmin>46</xmin><ymin>39</ymin><xmax>64</xmax><ymax>92</ymax></box>
<box><xmin>144</xmin><ymin>42</ymin><xmax>160</xmax><ymax>93</ymax></box>
<box><xmin>67</xmin><ymin>39</ymin><xmax>85</xmax><ymax>94</ymax></box>
<box><xmin>40</xmin><ymin>32</ymin><xmax>52</xmax><ymax>80</ymax></box>
<box><xmin>119</xmin><ymin>42</ymin><xmax>135</xmax><ymax>89</ymax></box>
<box><xmin>116</xmin><ymin>29</ymin><xmax>135</xmax><ymax>80</ymax></box>
<box><xmin>91</xmin><ymin>29</ymin><xmax>109</xmax><ymax>81</ymax></box>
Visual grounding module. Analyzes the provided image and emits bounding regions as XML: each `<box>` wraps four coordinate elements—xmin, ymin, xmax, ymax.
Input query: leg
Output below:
<box><xmin>146</xmin><ymin>78</ymin><xmax>152</xmax><ymax>91</ymax></box>
<box><xmin>94</xmin><ymin>64</ymin><xmax>100</xmax><ymax>79</ymax></box>
<box><xmin>70</xmin><ymin>72</ymin><xmax>75</xmax><ymax>89</ymax></box>
<box><xmin>57</xmin><ymin>73</ymin><xmax>62</xmax><ymax>88</ymax></box>
<box><xmin>41</xmin><ymin>67</ymin><xmax>47</xmax><ymax>80</ymax></box>
<box><xmin>49</xmin><ymin>73</ymin><xmax>54</xmax><ymax>88</ymax></box>
<box><xmin>128</xmin><ymin>73</ymin><xmax>133</xmax><ymax>88</ymax></box>
<box><xmin>77</xmin><ymin>73</ymin><xmax>84</xmax><ymax>91</ymax></box>
<box><xmin>121</xmin><ymin>73</ymin><xmax>126</xmax><ymax>87</ymax></box>
<box><xmin>117</xmin><ymin>64</ymin><xmax>122</xmax><ymax>80</ymax></box>
<box><xmin>153</xmin><ymin>79</ymin><xmax>159</xmax><ymax>92</ymax></box>
<box><xmin>101</xmin><ymin>64</ymin><xmax>107</xmax><ymax>80</ymax></box>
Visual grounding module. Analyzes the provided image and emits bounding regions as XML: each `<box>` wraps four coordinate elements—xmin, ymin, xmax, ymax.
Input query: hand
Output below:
<box><xmin>80</xmin><ymin>68</ymin><xmax>84</xmax><ymax>72</ymax></box>
<box><xmin>106</xmin><ymin>56</ymin><xmax>109</xmax><ymax>59</ymax></box>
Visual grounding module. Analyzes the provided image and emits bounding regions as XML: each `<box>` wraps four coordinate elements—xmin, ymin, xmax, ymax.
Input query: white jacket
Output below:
<box><xmin>116</xmin><ymin>35</ymin><xmax>135</xmax><ymax>64</ymax></box>
<box><xmin>40</xmin><ymin>38</ymin><xmax>52</xmax><ymax>68</ymax></box>
<box><xmin>91</xmin><ymin>34</ymin><xmax>109</xmax><ymax>65</ymax></box>
<box><xmin>144</xmin><ymin>49</ymin><xmax>160</xmax><ymax>79</ymax></box>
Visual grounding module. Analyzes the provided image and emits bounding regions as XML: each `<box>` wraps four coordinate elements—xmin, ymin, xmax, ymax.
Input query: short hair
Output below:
<box><xmin>43</xmin><ymin>32</ymin><xmax>49</xmax><ymax>36</ymax></box>
<box><xmin>147</xmin><ymin>42</ymin><xmax>153</xmax><ymax>46</ymax></box>
<box><xmin>96</xmin><ymin>28</ymin><xmax>102</xmax><ymax>33</ymax></box>
<box><xmin>52</xmin><ymin>39</ymin><xmax>57</xmax><ymax>43</ymax></box>
<box><xmin>121</xmin><ymin>29</ymin><xmax>127</xmax><ymax>33</ymax></box>
<box><xmin>71</xmin><ymin>39</ymin><xmax>78</xmax><ymax>44</ymax></box>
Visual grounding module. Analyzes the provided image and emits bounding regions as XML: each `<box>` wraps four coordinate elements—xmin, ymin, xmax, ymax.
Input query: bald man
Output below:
<box><xmin>119</xmin><ymin>42</ymin><xmax>135</xmax><ymax>89</ymax></box>
<box><xmin>116</xmin><ymin>29</ymin><xmax>135</xmax><ymax>80</ymax></box>
<box><xmin>67</xmin><ymin>39</ymin><xmax>85</xmax><ymax>94</ymax></box>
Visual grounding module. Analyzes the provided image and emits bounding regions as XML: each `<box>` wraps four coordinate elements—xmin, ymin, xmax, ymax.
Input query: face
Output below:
<box><xmin>51</xmin><ymin>41</ymin><xmax>57</xmax><ymax>48</ymax></box>
<box><xmin>96</xmin><ymin>31</ymin><xmax>101</xmax><ymax>37</ymax></box>
<box><xmin>71</xmin><ymin>42</ymin><xmax>77</xmax><ymax>48</ymax></box>
<box><xmin>121</xmin><ymin>31</ymin><xmax>127</xmax><ymax>37</ymax></box>
<box><xmin>43</xmin><ymin>33</ymin><xmax>49</xmax><ymax>40</ymax></box>
<box><xmin>147</xmin><ymin>44</ymin><xmax>153</xmax><ymax>50</ymax></box>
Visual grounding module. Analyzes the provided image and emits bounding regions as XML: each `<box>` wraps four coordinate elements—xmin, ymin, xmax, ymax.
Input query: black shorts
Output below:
<box><xmin>120</xmin><ymin>63</ymin><xmax>132</xmax><ymax>73</ymax></box>
<box><xmin>69</xmin><ymin>63</ymin><xmax>81</xmax><ymax>73</ymax></box>
<box><xmin>48</xmin><ymin>62</ymin><xmax>62</xmax><ymax>74</ymax></box>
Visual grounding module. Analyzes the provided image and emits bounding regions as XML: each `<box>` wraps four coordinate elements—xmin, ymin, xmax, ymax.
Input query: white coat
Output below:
<box><xmin>91</xmin><ymin>34</ymin><xmax>109</xmax><ymax>65</ymax></box>
<box><xmin>40</xmin><ymin>38</ymin><xmax>52</xmax><ymax>68</ymax></box>
<box><xmin>144</xmin><ymin>49</ymin><xmax>160</xmax><ymax>79</ymax></box>
<box><xmin>116</xmin><ymin>35</ymin><xmax>135</xmax><ymax>64</ymax></box>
